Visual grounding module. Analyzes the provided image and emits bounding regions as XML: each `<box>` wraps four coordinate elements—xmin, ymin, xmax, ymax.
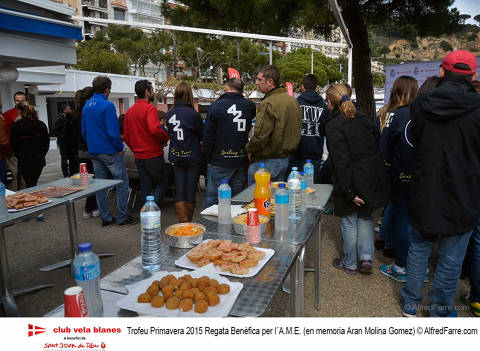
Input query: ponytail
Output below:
<box><xmin>326</xmin><ymin>85</ymin><xmax>357</xmax><ymax>119</ymax></box>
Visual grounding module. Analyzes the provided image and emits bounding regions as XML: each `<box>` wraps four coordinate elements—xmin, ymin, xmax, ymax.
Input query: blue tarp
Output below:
<box><xmin>0</xmin><ymin>12</ymin><xmax>82</xmax><ymax>40</ymax></box>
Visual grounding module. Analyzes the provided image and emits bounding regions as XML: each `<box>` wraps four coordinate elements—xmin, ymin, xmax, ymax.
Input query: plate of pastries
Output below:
<box><xmin>6</xmin><ymin>192</ymin><xmax>50</xmax><ymax>212</ymax></box>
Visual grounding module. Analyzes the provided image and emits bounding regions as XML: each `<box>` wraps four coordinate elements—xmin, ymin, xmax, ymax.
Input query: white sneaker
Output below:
<box><xmin>91</xmin><ymin>210</ymin><xmax>101</xmax><ymax>218</ymax></box>
<box><xmin>82</xmin><ymin>211</ymin><xmax>91</xmax><ymax>219</ymax></box>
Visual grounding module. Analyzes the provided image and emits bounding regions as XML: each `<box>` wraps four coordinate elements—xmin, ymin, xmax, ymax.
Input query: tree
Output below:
<box><xmin>459</xmin><ymin>14</ymin><xmax>471</xmax><ymax>25</ymax></box>
<box><xmin>474</xmin><ymin>14</ymin><xmax>480</xmax><ymax>25</ymax></box>
<box><xmin>372</xmin><ymin>72</ymin><xmax>385</xmax><ymax>88</ymax></box>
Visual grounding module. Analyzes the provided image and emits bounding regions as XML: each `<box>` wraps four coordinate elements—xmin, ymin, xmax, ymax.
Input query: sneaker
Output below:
<box><xmin>322</xmin><ymin>208</ymin><xmax>333</xmax><ymax>215</ymax></box>
<box><xmin>118</xmin><ymin>215</ymin><xmax>139</xmax><ymax>226</ymax></box>
<box><xmin>374</xmin><ymin>226</ymin><xmax>380</xmax><ymax>233</ymax></box>
<box><xmin>82</xmin><ymin>211</ymin><xmax>91</xmax><ymax>219</ymax></box>
<box><xmin>377</xmin><ymin>217</ymin><xmax>383</xmax><ymax>226</ymax></box>
<box><xmin>358</xmin><ymin>260</ymin><xmax>373</xmax><ymax>275</ymax></box>
<box><xmin>399</xmin><ymin>298</ymin><xmax>416</xmax><ymax>317</ymax></box>
<box><xmin>102</xmin><ymin>216</ymin><xmax>116</xmax><ymax>227</ymax></box>
<box><xmin>402</xmin><ymin>310</ymin><xmax>417</xmax><ymax>317</ymax></box>
<box><xmin>380</xmin><ymin>264</ymin><xmax>407</xmax><ymax>283</ymax></box>
<box><xmin>36</xmin><ymin>213</ymin><xmax>45</xmax><ymax>222</ymax></box>
<box><xmin>91</xmin><ymin>209</ymin><xmax>101</xmax><ymax>218</ymax></box>
<box><xmin>460</xmin><ymin>294</ymin><xmax>480</xmax><ymax>317</ymax></box>
<box><xmin>332</xmin><ymin>257</ymin><xmax>358</xmax><ymax>275</ymax></box>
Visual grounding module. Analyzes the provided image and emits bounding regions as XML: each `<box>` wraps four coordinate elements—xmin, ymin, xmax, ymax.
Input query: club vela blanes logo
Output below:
<box><xmin>28</xmin><ymin>324</ymin><xmax>46</xmax><ymax>337</ymax></box>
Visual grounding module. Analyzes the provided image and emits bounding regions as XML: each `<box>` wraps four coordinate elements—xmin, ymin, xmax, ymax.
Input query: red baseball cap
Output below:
<box><xmin>441</xmin><ymin>50</ymin><xmax>477</xmax><ymax>74</ymax></box>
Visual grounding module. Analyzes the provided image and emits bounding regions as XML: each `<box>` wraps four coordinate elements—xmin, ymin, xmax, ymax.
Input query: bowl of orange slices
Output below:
<box><xmin>165</xmin><ymin>223</ymin><xmax>206</xmax><ymax>248</ymax></box>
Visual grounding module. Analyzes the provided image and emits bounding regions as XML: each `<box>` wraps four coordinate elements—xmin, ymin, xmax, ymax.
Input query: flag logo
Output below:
<box><xmin>28</xmin><ymin>324</ymin><xmax>46</xmax><ymax>337</ymax></box>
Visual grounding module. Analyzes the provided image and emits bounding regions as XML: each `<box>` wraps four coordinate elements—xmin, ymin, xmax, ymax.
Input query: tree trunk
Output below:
<box><xmin>237</xmin><ymin>40</ymin><xmax>241</xmax><ymax>68</ymax></box>
<box><xmin>172</xmin><ymin>34</ymin><xmax>178</xmax><ymax>78</ymax></box>
<box><xmin>338</xmin><ymin>1</ymin><xmax>375</xmax><ymax>119</ymax></box>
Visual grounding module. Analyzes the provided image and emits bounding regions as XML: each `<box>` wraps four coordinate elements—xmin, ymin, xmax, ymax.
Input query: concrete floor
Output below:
<box><xmin>0</xmin><ymin>148</ymin><xmax>473</xmax><ymax>317</ymax></box>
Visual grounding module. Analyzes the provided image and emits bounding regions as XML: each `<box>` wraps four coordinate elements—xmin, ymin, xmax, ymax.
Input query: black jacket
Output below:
<box><xmin>409</xmin><ymin>76</ymin><xmax>480</xmax><ymax>235</ymax></box>
<box><xmin>294</xmin><ymin>90</ymin><xmax>329</xmax><ymax>159</ymax></box>
<box><xmin>10</xmin><ymin>118</ymin><xmax>50</xmax><ymax>171</ymax></box>
<box><xmin>166</xmin><ymin>102</ymin><xmax>204</xmax><ymax>166</ymax></box>
<box><xmin>203</xmin><ymin>92</ymin><xmax>255</xmax><ymax>168</ymax></box>
<box><xmin>325</xmin><ymin>109</ymin><xmax>390</xmax><ymax>216</ymax></box>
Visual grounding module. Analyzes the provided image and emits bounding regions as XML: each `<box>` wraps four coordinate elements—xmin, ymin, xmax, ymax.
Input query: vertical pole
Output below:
<box><xmin>269</xmin><ymin>41</ymin><xmax>273</xmax><ymax>65</ymax></box>
<box><xmin>348</xmin><ymin>47</ymin><xmax>353</xmax><ymax>86</ymax></box>
<box><xmin>311</xmin><ymin>50</ymin><xmax>314</xmax><ymax>74</ymax></box>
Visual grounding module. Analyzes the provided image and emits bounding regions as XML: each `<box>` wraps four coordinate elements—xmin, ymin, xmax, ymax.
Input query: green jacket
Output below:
<box><xmin>246</xmin><ymin>87</ymin><xmax>302</xmax><ymax>162</ymax></box>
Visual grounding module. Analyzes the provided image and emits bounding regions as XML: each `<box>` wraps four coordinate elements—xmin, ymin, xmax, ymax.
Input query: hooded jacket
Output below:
<box><xmin>409</xmin><ymin>76</ymin><xmax>480</xmax><ymax>235</ymax></box>
<box><xmin>294</xmin><ymin>90</ymin><xmax>329</xmax><ymax>159</ymax></box>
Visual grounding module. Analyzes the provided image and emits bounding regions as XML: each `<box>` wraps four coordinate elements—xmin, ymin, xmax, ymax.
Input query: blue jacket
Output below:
<box><xmin>81</xmin><ymin>93</ymin><xmax>123</xmax><ymax>154</ymax></box>
<box><xmin>379</xmin><ymin>105</ymin><xmax>413</xmax><ymax>194</ymax></box>
<box><xmin>294</xmin><ymin>90</ymin><xmax>329</xmax><ymax>159</ymax></box>
<box><xmin>203</xmin><ymin>92</ymin><xmax>256</xmax><ymax>168</ymax></box>
<box><xmin>166</xmin><ymin>102</ymin><xmax>204</xmax><ymax>166</ymax></box>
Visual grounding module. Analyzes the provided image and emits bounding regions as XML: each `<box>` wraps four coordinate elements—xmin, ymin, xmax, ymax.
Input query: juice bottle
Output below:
<box><xmin>254</xmin><ymin>163</ymin><xmax>271</xmax><ymax>217</ymax></box>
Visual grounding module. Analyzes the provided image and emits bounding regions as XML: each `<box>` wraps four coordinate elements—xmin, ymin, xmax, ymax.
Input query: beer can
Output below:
<box><xmin>79</xmin><ymin>163</ymin><xmax>87</xmax><ymax>174</ymax></box>
<box><xmin>64</xmin><ymin>286</ymin><xmax>88</xmax><ymax>317</ymax></box>
<box><xmin>247</xmin><ymin>208</ymin><xmax>260</xmax><ymax>226</ymax></box>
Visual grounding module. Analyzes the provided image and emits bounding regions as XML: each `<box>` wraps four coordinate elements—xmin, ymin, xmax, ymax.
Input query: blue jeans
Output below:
<box><xmin>401</xmin><ymin>229</ymin><xmax>472</xmax><ymax>317</ymax></box>
<box><xmin>247</xmin><ymin>157</ymin><xmax>289</xmax><ymax>186</ymax></box>
<box><xmin>470</xmin><ymin>226</ymin><xmax>480</xmax><ymax>303</ymax></box>
<box><xmin>340</xmin><ymin>210</ymin><xmax>374</xmax><ymax>270</ymax></box>
<box><xmin>91</xmin><ymin>153</ymin><xmax>130</xmax><ymax>223</ymax></box>
<box><xmin>393</xmin><ymin>193</ymin><xmax>417</xmax><ymax>268</ymax></box>
<box><xmin>288</xmin><ymin>157</ymin><xmax>323</xmax><ymax>184</ymax></box>
<box><xmin>205</xmin><ymin>165</ymin><xmax>247</xmax><ymax>208</ymax></box>
<box><xmin>379</xmin><ymin>203</ymin><xmax>394</xmax><ymax>249</ymax></box>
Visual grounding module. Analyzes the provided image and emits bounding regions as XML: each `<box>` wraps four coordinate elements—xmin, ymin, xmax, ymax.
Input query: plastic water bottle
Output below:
<box><xmin>287</xmin><ymin>167</ymin><xmax>302</xmax><ymax>220</ymax></box>
<box><xmin>299</xmin><ymin>171</ymin><xmax>306</xmax><ymax>213</ymax></box>
<box><xmin>275</xmin><ymin>183</ymin><xmax>289</xmax><ymax>230</ymax></box>
<box><xmin>218</xmin><ymin>179</ymin><xmax>231</xmax><ymax>224</ymax></box>
<box><xmin>73</xmin><ymin>243</ymin><xmax>103</xmax><ymax>317</ymax></box>
<box><xmin>141</xmin><ymin>196</ymin><xmax>161</xmax><ymax>271</ymax></box>
<box><xmin>304</xmin><ymin>159</ymin><xmax>314</xmax><ymax>188</ymax></box>
<box><xmin>0</xmin><ymin>182</ymin><xmax>7</xmax><ymax>218</ymax></box>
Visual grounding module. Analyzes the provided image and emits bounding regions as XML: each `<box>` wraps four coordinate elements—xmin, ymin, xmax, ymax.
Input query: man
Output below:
<box><xmin>290</xmin><ymin>74</ymin><xmax>329</xmax><ymax>182</ymax></box>
<box><xmin>53</xmin><ymin>104</ymin><xmax>75</xmax><ymax>177</ymax></box>
<box><xmin>401</xmin><ymin>50</ymin><xmax>480</xmax><ymax>317</ymax></box>
<box><xmin>82</xmin><ymin>76</ymin><xmax>138</xmax><ymax>226</ymax></box>
<box><xmin>203</xmin><ymin>78</ymin><xmax>256</xmax><ymax>207</ymax></box>
<box><xmin>123</xmin><ymin>80</ymin><xmax>169</xmax><ymax>207</ymax></box>
<box><xmin>246</xmin><ymin>65</ymin><xmax>302</xmax><ymax>185</ymax></box>
<box><xmin>3</xmin><ymin>91</ymin><xmax>26</xmax><ymax>190</ymax></box>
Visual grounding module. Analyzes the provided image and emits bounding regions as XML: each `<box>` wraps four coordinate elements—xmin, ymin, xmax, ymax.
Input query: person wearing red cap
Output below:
<box><xmin>400</xmin><ymin>50</ymin><xmax>480</xmax><ymax>317</ymax></box>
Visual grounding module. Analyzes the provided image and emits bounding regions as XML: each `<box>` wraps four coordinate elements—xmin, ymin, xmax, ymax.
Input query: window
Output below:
<box><xmin>99</xmin><ymin>0</ymin><xmax>107</xmax><ymax>8</ymax></box>
<box><xmin>114</xmin><ymin>9</ymin><xmax>125</xmax><ymax>20</ymax></box>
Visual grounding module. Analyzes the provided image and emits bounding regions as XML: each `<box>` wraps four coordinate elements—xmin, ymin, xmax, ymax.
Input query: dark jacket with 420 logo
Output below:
<box><xmin>203</xmin><ymin>92</ymin><xmax>256</xmax><ymax>168</ymax></box>
<box><xmin>166</xmin><ymin>102</ymin><xmax>204</xmax><ymax>166</ymax></box>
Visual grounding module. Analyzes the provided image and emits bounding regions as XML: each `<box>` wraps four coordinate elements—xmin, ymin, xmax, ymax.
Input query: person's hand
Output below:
<box><xmin>353</xmin><ymin>196</ymin><xmax>364</xmax><ymax>207</ymax></box>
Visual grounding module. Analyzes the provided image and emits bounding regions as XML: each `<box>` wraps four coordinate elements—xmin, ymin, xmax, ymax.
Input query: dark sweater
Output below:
<box><xmin>10</xmin><ymin>118</ymin><xmax>50</xmax><ymax>171</ymax></box>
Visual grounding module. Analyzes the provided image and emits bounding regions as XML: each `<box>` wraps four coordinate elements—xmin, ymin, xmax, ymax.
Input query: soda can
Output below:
<box><xmin>247</xmin><ymin>208</ymin><xmax>260</xmax><ymax>226</ymax></box>
<box><xmin>79</xmin><ymin>163</ymin><xmax>87</xmax><ymax>174</ymax></box>
<box><xmin>64</xmin><ymin>286</ymin><xmax>88</xmax><ymax>317</ymax></box>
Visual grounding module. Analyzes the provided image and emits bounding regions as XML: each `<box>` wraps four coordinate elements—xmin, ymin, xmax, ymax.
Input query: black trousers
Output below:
<box><xmin>174</xmin><ymin>164</ymin><xmax>199</xmax><ymax>203</ymax></box>
<box><xmin>135</xmin><ymin>156</ymin><xmax>168</xmax><ymax>206</ymax></box>
<box><xmin>19</xmin><ymin>167</ymin><xmax>43</xmax><ymax>188</ymax></box>
<box><xmin>79</xmin><ymin>157</ymin><xmax>98</xmax><ymax>212</ymax></box>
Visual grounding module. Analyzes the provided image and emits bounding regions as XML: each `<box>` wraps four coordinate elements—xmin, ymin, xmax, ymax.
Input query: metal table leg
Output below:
<box><xmin>315</xmin><ymin>220</ymin><xmax>322</xmax><ymax>310</ymax></box>
<box><xmin>290</xmin><ymin>245</ymin><xmax>305</xmax><ymax>317</ymax></box>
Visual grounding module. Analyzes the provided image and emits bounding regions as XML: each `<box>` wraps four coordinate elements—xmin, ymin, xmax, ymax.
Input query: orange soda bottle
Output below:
<box><xmin>254</xmin><ymin>163</ymin><xmax>271</xmax><ymax>217</ymax></box>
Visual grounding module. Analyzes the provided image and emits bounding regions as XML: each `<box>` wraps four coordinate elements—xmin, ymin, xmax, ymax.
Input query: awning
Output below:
<box><xmin>0</xmin><ymin>9</ymin><xmax>82</xmax><ymax>40</ymax></box>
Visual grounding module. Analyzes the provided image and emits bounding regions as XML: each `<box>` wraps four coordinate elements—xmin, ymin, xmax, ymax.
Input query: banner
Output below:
<box><xmin>227</xmin><ymin>68</ymin><xmax>240</xmax><ymax>79</ymax></box>
<box><xmin>286</xmin><ymin>82</ymin><xmax>294</xmax><ymax>96</ymax></box>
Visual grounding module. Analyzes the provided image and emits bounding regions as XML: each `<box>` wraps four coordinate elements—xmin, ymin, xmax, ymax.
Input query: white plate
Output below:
<box><xmin>116</xmin><ymin>264</ymin><xmax>243</xmax><ymax>317</ymax></box>
<box><xmin>8</xmin><ymin>200</ymin><xmax>52</xmax><ymax>212</ymax></box>
<box><xmin>175</xmin><ymin>240</ymin><xmax>275</xmax><ymax>278</ymax></box>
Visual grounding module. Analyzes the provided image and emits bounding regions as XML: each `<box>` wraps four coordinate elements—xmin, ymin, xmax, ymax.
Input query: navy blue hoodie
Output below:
<box><xmin>203</xmin><ymin>92</ymin><xmax>255</xmax><ymax>168</ymax></box>
<box><xmin>379</xmin><ymin>105</ymin><xmax>413</xmax><ymax>194</ymax></box>
<box><xmin>166</xmin><ymin>102</ymin><xmax>204</xmax><ymax>166</ymax></box>
<box><xmin>294</xmin><ymin>90</ymin><xmax>329</xmax><ymax>159</ymax></box>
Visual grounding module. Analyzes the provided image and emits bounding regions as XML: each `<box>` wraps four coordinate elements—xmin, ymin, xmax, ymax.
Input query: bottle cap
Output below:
<box><xmin>221</xmin><ymin>179</ymin><xmax>228</xmax><ymax>184</ymax></box>
<box><xmin>259</xmin><ymin>163</ymin><xmax>265</xmax><ymax>168</ymax></box>
<box><xmin>306</xmin><ymin>159</ymin><xmax>311</xmax><ymax>163</ymax></box>
<box><xmin>279</xmin><ymin>183</ymin><xmax>286</xmax><ymax>188</ymax></box>
<box><xmin>78</xmin><ymin>243</ymin><xmax>92</xmax><ymax>253</ymax></box>
<box><xmin>292</xmin><ymin>167</ymin><xmax>298</xmax><ymax>171</ymax></box>
<box><xmin>146</xmin><ymin>195</ymin><xmax>154</xmax><ymax>201</ymax></box>
<box><xmin>299</xmin><ymin>172</ymin><xmax>304</xmax><ymax>176</ymax></box>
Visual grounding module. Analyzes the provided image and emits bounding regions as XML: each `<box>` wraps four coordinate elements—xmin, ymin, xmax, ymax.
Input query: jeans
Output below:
<box><xmin>470</xmin><ymin>226</ymin><xmax>480</xmax><ymax>303</ymax></box>
<box><xmin>79</xmin><ymin>157</ymin><xmax>98</xmax><ymax>213</ymax></box>
<box><xmin>379</xmin><ymin>203</ymin><xmax>394</xmax><ymax>249</ymax></box>
<box><xmin>401</xmin><ymin>229</ymin><xmax>472</xmax><ymax>317</ymax></box>
<box><xmin>393</xmin><ymin>193</ymin><xmax>417</xmax><ymax>268</ymax></box>
<box><xmin>340</xmin><ymin>210</ymin><xmax>374</xmax><ymax>270</ymax></box>
<box><xmin>135</xmin><ymin>156</ymin><xmax>168</xmax><ymax>207</ymax></box>
<box><xmin>205</xmin><ymin>165</ymin><xmax>247</xmax><ymax>207</ymax></box>
<box><xmin>91</xmin><ymin>152</ymin><xmax>130</xmax><ymax>223</ymax></box>
<box><xmin>174</xmin><ymin>164</ymin><xmax>199</xmax><ymax>203</ymax></box>
<box><xmin>247</xmin><ymin>157</ymin><xmax>289</xmax><ymax>186</ymax></box>
<box><xmin>288</xmin><ymin>157</ymin><xmax>323</xmax><ymax>184</ymax></box>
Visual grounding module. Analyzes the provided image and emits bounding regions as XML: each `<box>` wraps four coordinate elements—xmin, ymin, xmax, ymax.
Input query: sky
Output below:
<box><xmin>452</xmin><ymin>0</ymin><xmax>480</xmax><ymax>24</ymax></box>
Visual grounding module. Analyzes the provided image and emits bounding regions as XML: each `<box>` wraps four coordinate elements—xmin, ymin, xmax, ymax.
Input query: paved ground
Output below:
<box><xmin>0</xmin><ymin>148</ymin><xmax>473</xmax><ymax>317</ymax></box>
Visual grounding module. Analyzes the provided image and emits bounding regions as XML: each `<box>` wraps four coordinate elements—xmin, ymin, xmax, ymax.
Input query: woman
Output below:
<box><xmin>377</xmin><ymin>76</ymin><xmax>422</xmax><ymax>283</ymax></box>
<box><xmin>10</xmin><ymin>99</ymin><xmax>49</xmax><ymax>196</ymax></box>
<box><xmin>166</xmin><ymin>82</ymin><xmax>203</xmax><ymax>222</ymax></box>
<box><xmin>73</xmin><ymin>87</ymin><xmax>100</xmax><ymax>219</ymax></box>
<box><xmin>325</xmin><ymin>84</ymin><xmax>390</xmax><ymax>275</ymax></box>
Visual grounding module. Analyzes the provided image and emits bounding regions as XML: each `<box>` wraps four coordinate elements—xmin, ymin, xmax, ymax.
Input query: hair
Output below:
<box><xmin>378</xmin><ymin>76</ymin><xmax>418</xmax><ymax>131</ymax></box>
<box><xmin>61</xmin><ymin>104</ymin><xmax>71</xmax><ymax>112</ymax></box>
<box><xmin>92</xmin><ymin>76</ymin><xmax>112</xmax><ymax>94</ymax></box>
<box><xmin>343</xmin><ymin>83</ymin><xmax>353</xmax><ymax>97</ymax></box>
<box><xmin>13</xmin><ymin>91</ymin><xmax>26</xmax><ymax>100</ymax></box>
<box><xmin>418</xmin><ymin>76</ymin><xmax>440</xmax><ymax>95</ymax></box>
<box><xmin>444</xmin><ymin>63</ymin><xmax>474</xmax><ymax>81</ymax></box>
<box><xmin>472</xmin><ymin>80</ymin><xmax>480</xmax><ymax>95</ymax></box>
<box><xmin>135</xmin><ymin>79</ymin><xmax>153</xmax><ymax>99</ymax></box>
<box><xmin>326</xmin><ymin>84</ymin><xmax>356</xmax><ymax>119</ymax></box>
<box><xmin>258</xmin><ymin>65</ymin><xmax>280</xmax><ymax>87</ymax></box>
<box><xmin>302</xmin><ymin>74</ymin><xmax>318</xmax><ymax>91</ymax></box>
<box><xmin>118</xmin><ymin>113</ymin><xmax>125</xmax><ymax>135</ymax></box>
<box><xmin>226</xmin><ymin>78</ymin><xmax>244</xmax><ymax>93</ymax></box>
<box><xmin>74</xmin><ymin>86</ymin><xmax>94</xmax><ymax>120</ymax></box>
<box><xmin>158</xmin><ymin>110</ymin><xmax>167</xmax><ymax>121</ymax></box>
<box><xmin>174</xmin><ymin>81</ymin><xmax>194</xmax><ymax>108</ymax></box>
<box><xmin>17</xmin><ymin>101</ymin><xmax>38</xmax><ymax>120</ymax></box>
